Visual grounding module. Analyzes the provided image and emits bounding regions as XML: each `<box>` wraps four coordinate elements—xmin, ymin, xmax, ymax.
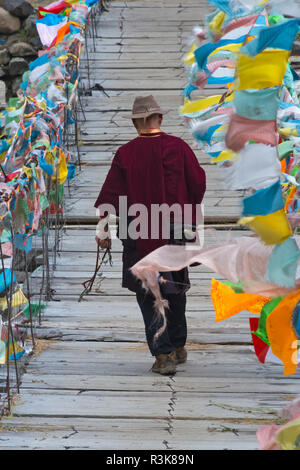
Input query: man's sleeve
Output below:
<box><xmin>183</xmin><ymin>141</ymin><xmax>206</xmax><ymax>205</ymax></box>
<box><xmin>94</xmin><ymin>149</ymin><xmax>126</xmax><ymax>215</ymax></box>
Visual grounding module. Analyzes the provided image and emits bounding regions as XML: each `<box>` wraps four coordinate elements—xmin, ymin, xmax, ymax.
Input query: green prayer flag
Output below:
<box><xmin>23</xmin><ymin>301</ymin><xmax>46</xmax><ymax>319</ymax></box>
<box><xmin>40</xmin><ymin>194</ymin><xmax>50</xmax><ymax>211</ymax></box>
<box><xmin>278</xmin><ymin>141</ymin><xmax>294</xmax><ymax>160</ymax></box>
<box><xmin>222</xmin><ymin>280</ymin><xmax>244</xmax><ymax>294</ymax></box>
<box><xmin>252</xmin><ymin>296</ymin><xmax>283</xmax><ymax>345</ymax></box>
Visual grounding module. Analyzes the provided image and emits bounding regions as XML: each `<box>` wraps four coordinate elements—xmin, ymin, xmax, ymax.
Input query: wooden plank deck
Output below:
<box><xmin>0</xmin><ymin>0</ymin><xmax>298</xmax><ymax>450</ymax></box>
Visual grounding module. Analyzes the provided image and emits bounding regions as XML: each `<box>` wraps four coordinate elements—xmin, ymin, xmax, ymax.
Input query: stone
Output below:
<box><xmin>29</xmin><ymin>36</ymin><xmax>42</xmax><ymax>51</ymax></box>
<box><xmin>0</xmin><ymin>7</ymin><xmax>21</xmax><ymax>35</ymax></box>
<box><xmin>6</xmin><ymin>32</ymin><xmax>25</xmax><ymax>46</ymax></box>
<box><xmin>8</xmin><ymin>57</ymin><xmax>28</xmax><ymax>76</ymax></box>
<box><xmin>0</xmin><ymin>47</ymin><xmax>9</xmax><ymax>65</ymax></box>
<box><xmin>9</xmin><ymin>41</ymin><xmax>37</xmax><ymax>57</ymax></box>
<box><xmin>3</xmin><ymin>0</ymin><xmax>34</xmax><ymax>19</ymax></box>
<box><xmin>0</xmin><ymin>79</ymin><xmax>6</xmax><ymax>108</ymax></box>
<box><xmin>23</xmin><ymin>14</ymin><xmax>37</xmax><ymax>38</ymax></box>
<box><xmin>11</xmin><ymin>76</ymin><xmax>22</xmax><ymax>95</ymax></box>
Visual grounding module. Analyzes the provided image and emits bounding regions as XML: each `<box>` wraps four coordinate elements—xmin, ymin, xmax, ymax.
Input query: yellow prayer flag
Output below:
<box><xmin>57</xmin><ymin>151</ymin><xmax>68</xmax><ymax>185</ymax></box>
<box><xmin>0</xmin><ymin>288</ymin><xmax>27</xmax><ymax>311</ymax></box>
<box><xmin>183</xmin><ymin>41</ymin><xmax>197</xmax><ymax>66</ymax></box>
<box><xmin>209</xmin><ymin>11</ymin><xmax>226</xmax><ymax>34</ymax></box>
<box><xmin>211</xmin><ymin>149</ymin><xmax>238</xmax><ymax>163</ymax></box>
<box><xmin>209</xmin><ymin>42</ymin><xmax>243</xmax><ymax>58</ymax></box>
<box><xmin>276</xmin><ymin>418</ymin><xmax>300</xmax><ymax>449</ymax></box>
<box><xmin>180</xmin><ymin>93</ymin><xmax>234</xmax><ymax>115</ymax></box>
<box><xmin>279</xmin><ymin>127</ymin><xmax>298</xmax><ymax>138</ymax></box>
<box><xmin>235</xmin><ymin>50</ymin><xmax>289</xmax><ymax>90</ymax></box>
<box><xmin>22</xmin><ymin>166</ymin><xmax>31</xmax><ymax>178</ymax></box>
<box><xmin>238</xmin><ymin>209</ymin><xmax>293</xmax><ymax>245</ymax></box>
<box><xmin>46</xmin><ymin>149</ymin><xmax>55</xmax><ymax>165</ymax></box>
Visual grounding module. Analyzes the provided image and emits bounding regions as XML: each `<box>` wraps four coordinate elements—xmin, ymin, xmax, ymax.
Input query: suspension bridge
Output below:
<box><xmin>0</xmin><ymin>0</ymin><xmax>299</xmax><ymax>450</ymax></box>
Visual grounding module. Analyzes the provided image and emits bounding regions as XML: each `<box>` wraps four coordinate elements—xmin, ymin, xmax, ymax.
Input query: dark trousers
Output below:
<box><xmin>136</xmin><ymin>290</ymin><xmax>187</xmax><ymax>357</ymax></box>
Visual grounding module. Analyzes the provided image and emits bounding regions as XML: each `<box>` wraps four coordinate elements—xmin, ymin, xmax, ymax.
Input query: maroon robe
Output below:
<box><xmin>94</xmin><ymin>130</ymin><xmax>206</xmax><ymax>260</ymax></box>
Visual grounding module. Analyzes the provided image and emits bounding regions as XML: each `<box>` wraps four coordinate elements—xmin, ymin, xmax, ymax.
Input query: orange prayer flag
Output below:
<box><xmin>55</xmin><ymin>23</ymin><xmax>71</xmax><ymax>45</ymax></box>
<box><xmin>284</xmin><ymin>186</ymin><xmax>297</xmax><ymax>212</ymax></box>
<box><xmin>55</xmin><ymin>21</ymin><xmax>81</xmax><ymax>45</ymax></box>
<box><xmin>266</xmin><ymin>290</ymin><xmax>300</xmax><ymax>375</ymax></box>
<box><xmin>280</xmin><ymin>158</ymin><xmax>287</xmax><ymax>173</ymax></box>
<box><xmin>211</xmin><ymin>278</ymin><xmax>271</xmax><ymax>322</ymax></box>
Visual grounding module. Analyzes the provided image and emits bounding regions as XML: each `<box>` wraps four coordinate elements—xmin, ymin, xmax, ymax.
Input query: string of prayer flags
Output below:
<box><xmin>172</xmin><ymin>0</ymin><xmax>300</xmax><ymax>376</ymax></box>
<box><xmin>0</xmin><ymin>0</ymin><xmax>95</xmax><ymax>342</ymax></box>
<box><xmin>36</xmin><ymin>13</ymin><xmax>68</xmax><ymax>47</ymax></box>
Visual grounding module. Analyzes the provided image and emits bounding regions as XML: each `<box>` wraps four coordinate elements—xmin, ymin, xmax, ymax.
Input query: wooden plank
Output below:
<box><xmin>20</xmin><ymin>357</ymin><xmax>287</xmax><ymax>379</ymax></box>
<box><xmin>2</xmin><ymin>0</ymin><xmax>297</xmax><ymax>452</ymax></box>
<box><xmin>100</xmin><ymin>9</ymin><xmax>212</xmax><ymax>22</ymax></box>
<box><xmin>0</xmin><ymin>417</ymin><xmax>170</xmax><ymax>450</ymax></box>
<box><xmin>9</xmin><ymin>389</ymin><xmax>284</xmax><ymax>420</ymax></box>
<box><xmin>20</xmin><ymin>373</ymin><xmax>300</xmax><ymax>395</ymax></box>
<box><xmin>63</xmin><ymin>205</ymin><xmax>240</xmax><ymax>223</ymax></box>
<box><xmin>40</xmin><ymin>227</ymin><xmax>250</xmax><ymax>253</ymax></box>
<box><xmin>32</xmin><ymin>328</ymin><xmax>251</xmax><ymax>345</ymax></box>
<box><xmin>0</xmin><ymin>417</ymin><xmax>258</xmax><ymax>450</ymax></box>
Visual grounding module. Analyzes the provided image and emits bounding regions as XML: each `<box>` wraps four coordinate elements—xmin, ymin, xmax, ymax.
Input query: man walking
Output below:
<box><xmin>94</xmin><ymin>95</ymin><xmax>206</xmax><ymax>375</ymax></box>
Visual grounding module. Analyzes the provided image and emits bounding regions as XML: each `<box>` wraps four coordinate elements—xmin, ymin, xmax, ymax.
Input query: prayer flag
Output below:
<box><xmin>239</xmin><ymin>209</ymin><xmax>293</xmax><ymax>245</ymax></box>
<box><xmin>235</xmin><ymin>50</ymin><xmax>290</xmax><ymax>90</ymax></box>
<box><xmin>242</xmin><ymin>180</ymin><xmax>284</xmax><ymax>217</ymax></box>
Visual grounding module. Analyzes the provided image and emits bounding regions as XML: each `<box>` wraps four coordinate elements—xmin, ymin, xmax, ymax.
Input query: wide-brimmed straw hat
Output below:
<box><xmin>122</xmin><ymin>95</ymin><xmax>170</xmax><ymax>119</ymax></box>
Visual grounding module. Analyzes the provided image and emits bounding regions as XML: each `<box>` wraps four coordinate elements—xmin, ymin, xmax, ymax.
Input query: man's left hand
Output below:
<box><xmin>95</xmin><ymin>235</ymin><xmax>111</xmax><ymax>250</ymax></box>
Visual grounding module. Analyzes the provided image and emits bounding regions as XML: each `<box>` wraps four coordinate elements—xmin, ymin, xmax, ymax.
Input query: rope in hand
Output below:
<box><xmin>78</xmin><ymin>245</ymin><xmax>112</xmax><ymax>302</ymax></box>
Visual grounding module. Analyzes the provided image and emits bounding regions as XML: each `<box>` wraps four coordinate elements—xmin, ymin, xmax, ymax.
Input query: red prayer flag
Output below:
<box><xmin>38</xmin><ymin>2</ymin><xmax>71</xmax><ymax>19</ymax></box>
<box><xmin>249</xmin><ymin>317</ymin><xmax>270</xmax><ymax>364</ymax></box>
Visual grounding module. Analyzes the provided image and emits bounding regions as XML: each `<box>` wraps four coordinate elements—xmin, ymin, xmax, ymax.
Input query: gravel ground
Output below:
<box><xmin>28</xmin><ymin>0</ymin><xmax>52</xmax><ymax>7</ymax></box>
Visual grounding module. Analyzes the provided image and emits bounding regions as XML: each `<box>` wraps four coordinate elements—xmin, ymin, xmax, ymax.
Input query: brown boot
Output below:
<box><xmin>152</xmin><ymin>353</ymin><xmax>177</xmax><ymax>375</ymax></box>
<box><xmin>170</xmin><ymin>347</ymin><xmax>187</xmax><ymax>364</ymax></box>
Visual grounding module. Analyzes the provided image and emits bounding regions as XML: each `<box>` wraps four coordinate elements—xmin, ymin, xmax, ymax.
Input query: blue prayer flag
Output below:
<box><xmin>242</xmin><ymin>180</ymin><xmax>284</xmax><ymax>217</ymax></box>
<box><xmin>242</xmin><ymin>19</ymin><xmax>300</xmax><ymax>56</ymax></box>
<box><xmin>266</xmin><ymin>237</ymin><xmax>300</xmax><ymax>288</ymax></box>
<box><xmin>234</xmin><ymin>87</ymin><xmax>280</xmax><ymax>121</ymax></box>
<box><xmin>0</xmin><ymin>269</ymin><xmax>16</xmax><ymax>293</ymax></box>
